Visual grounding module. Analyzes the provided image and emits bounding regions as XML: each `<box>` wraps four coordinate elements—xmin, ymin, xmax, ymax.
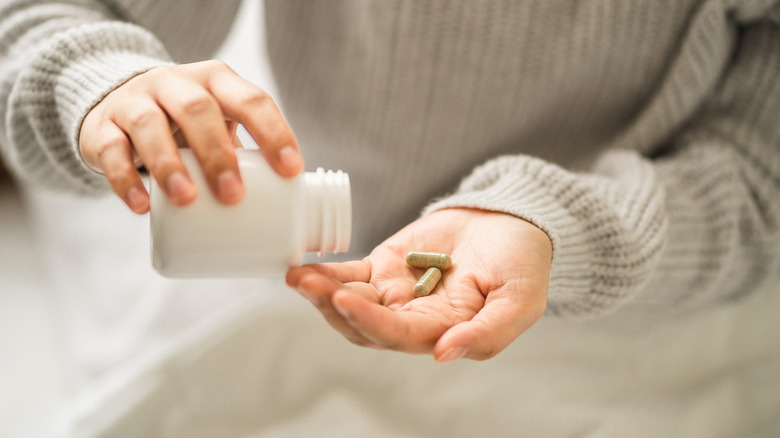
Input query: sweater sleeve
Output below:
<box><xmin>0</xmin><ymin>0</ymin><xmax>175</xmax><ymax>193</ymax></box>
<box><xmin>424</xmin><ymin>3</ymin><xmax>780</xmax><ymax>318</ymax></box>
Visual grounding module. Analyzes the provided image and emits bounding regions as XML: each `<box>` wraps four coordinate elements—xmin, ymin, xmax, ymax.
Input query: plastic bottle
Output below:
<box><xmin>150</xmin><ymin>149</ymin><xmax>351</xmax><ymax>277</ymax></box>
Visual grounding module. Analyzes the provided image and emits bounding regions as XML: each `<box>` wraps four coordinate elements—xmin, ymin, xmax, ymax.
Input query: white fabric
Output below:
<box><xmin>54</xmin><ymin>273</ymin><xmax>780</xmax><ymax>437</ymax></box>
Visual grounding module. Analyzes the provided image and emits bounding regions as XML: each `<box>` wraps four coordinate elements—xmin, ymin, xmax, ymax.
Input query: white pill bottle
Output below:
<box><xmin>150</xmin><ymin>149</ymin><xmax>351</xmax><ymax>277</ymax></box>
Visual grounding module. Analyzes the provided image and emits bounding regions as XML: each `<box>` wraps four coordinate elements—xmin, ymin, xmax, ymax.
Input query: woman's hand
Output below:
<box><xmin>286</xmin><ymin>208</ymin><xmax>552</xmax><ymax>362</ymax></box>
<box><xmin>79</xmin><ymin>60</ymin><xmax>303</xmax><ymax>214</ymax></box>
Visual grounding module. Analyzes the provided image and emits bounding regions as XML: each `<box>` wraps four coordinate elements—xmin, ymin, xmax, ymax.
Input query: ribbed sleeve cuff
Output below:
<box><xmin>423</xmin><ymin>153</ymin><xmax>666</xmax><ymax>318</ymax></box>
<box><xmin>9</xmin><ymin>21</ymin><xmax>172</xmax><ymax>193</ymax></box>
<box><xmin>422</xmin><ymin>156</ymin><xmax>565</xmax><ymax>254</ymax></box>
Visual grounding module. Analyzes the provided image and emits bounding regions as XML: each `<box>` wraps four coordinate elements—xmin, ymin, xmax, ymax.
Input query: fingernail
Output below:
<box><xmin>278</xmin><ymin>145</ymin><xmax>303</xmax><ymax>174</ymax></box>
<box><xmin>437</xmin><ymin>346</ymin><xmax>466</xmax><ymax>363</ymax></box>
<box><xmin>217</xmin><ymin>170</ymin><xmax>243</xmax><ymax>202</ymax></box>
<box><xmin>167</xmin><ymin>172</ymin><xmax>195</xmax><ymax>201</ymax></box>
<box><xmin>127</xmin><ymin>187</ymin><xmax>148</xmax><ymax>212</ymax></box>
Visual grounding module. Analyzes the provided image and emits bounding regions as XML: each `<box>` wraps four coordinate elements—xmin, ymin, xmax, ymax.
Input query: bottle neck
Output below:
<box><xmin>303</xmin><ymin>168</ymin><xmax>351</xmax><ymax>254</ymax></box>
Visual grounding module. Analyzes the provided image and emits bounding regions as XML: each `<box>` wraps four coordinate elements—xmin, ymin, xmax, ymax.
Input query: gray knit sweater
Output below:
<box><xmin>1</xmin><ymin>0</ymin><xmax>779</xmax><ymax>318</ymax></box>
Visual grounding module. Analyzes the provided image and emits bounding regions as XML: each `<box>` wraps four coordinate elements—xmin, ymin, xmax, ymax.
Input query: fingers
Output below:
<box><xmin>288</xmin><ymin>265</ymin><xmax>379</xmax><ymax>348</ymax></box>
<box><xmin>287</xmin><ymin>260</ymin><xmax>372</xmax><ymax>286</ymax></box>
<box><xmin>331</xmin><ymin>290</ymin><xmax>447</xmax><ymax>354</ymax></box>
<box><xmin>91</xmin><ymin>123</ymin><xmax>149</xmax><ymax>214</ymax></box>
<box><xmin>111</xmin><ymin>94</ymin><xmax>197</xmax><ymax>206</ymax></box>
<box><xmin>432</xmin><ymin>281</ymin><xmax>547</xmax><ymax>363</ymax></box>
<box><xmin>288</xmin><ymin>262</ymin><xmax>545</xmax><ymax>361</ymax></box>
<box><xmin>81</xmin><ymin>60</ymin><xmax>302</xmax><ymax>214</ymax></box>
<box><xmin>206</xmin><ymin>64</ymin><xmax>303</xmax><ymax>177</ymax></box>
<box><xmin>149</xmin><ymin>70</ymin><xmax>243</xmax><ymax>204</ymax></box>
<box><xmin>288</xmin><ymin>263</ymin><xmax>375</xmax><ymax>305</ymax></box>
<box><xmin>289</xmin><ymin>262</ymin><xmax>447</xmax><ymax>353</ymax></box>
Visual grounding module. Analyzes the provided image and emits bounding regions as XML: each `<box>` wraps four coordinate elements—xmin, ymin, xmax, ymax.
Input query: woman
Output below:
<box><xmin>2</xmin><ymin>1</ymin><xmax>779</xmax><ymax>436</ymax></box>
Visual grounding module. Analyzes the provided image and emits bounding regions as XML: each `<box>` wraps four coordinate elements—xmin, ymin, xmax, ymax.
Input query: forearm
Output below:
<box><xmin>639</xmin><ymin>17</ymin><xmax>780</xmax><ymax>309</ymax></box>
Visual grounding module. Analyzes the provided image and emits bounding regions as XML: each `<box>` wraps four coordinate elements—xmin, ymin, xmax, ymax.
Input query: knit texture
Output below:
<box><xmin>2</xmin><ymin>0</ymin><xmax>779</xmax><ymax>318</ymax></box>
<box><xmin>0</xmin><ymin>0</ymin><xmax>239</xmax><ymax>192</ymax></box>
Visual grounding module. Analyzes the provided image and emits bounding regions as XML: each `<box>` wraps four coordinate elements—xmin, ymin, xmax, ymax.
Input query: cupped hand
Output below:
<box><xmin>286</xmin><ymin>208</ymin><xmax>552</xmax><ymax>362</ymax></box>
<box><xmin>79</xmin><ymin>60</ymin><xmax>303</xmax><ymax>214</ymax></box>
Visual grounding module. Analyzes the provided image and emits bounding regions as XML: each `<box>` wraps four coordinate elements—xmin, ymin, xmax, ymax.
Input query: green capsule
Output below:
<box><xmin>413</xmin><ymin>267</ymin><xmax>442</xmax><ymax>297</ymax></box>
<box><xmin>405</xmin><ymin>251</ymin><xmax>452</xmax><ymax>271</ymax></box>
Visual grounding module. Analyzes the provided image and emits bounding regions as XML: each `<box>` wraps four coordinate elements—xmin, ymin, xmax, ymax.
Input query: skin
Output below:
<box><xmin>287</xmin><ymin>208</ymin><xmax>552</xmax><ymax>363</ymax></box>
<box><xmin>79</xmin><ymin>60</ymin><xmax>304</xmax><ymax>213</ymax></box>
<box><xmin>81</xmin><ymin>60</ymin><xmax>552</xmax><ymax>363</ymax></box>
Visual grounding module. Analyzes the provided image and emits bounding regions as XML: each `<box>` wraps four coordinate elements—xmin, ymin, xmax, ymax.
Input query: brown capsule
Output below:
<box><xmin>406</xmin><ymin>251</ymin><xmax>452</xmax><ymax>271</ymax></box>
<box><xmin>413</xmin><ymin>267</ymin><xmax>442</xmax><ymax>297</ymax></box>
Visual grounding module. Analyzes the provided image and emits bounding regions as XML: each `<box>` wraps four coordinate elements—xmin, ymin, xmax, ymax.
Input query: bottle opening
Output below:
<box><xmin>304</xmin><ymin>168</ymin><xmax>351</xmax><ymax>254</ymax></box>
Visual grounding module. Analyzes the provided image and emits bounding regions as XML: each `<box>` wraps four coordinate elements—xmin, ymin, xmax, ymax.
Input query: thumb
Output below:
<box><xmin>432</xmin><ymin>282</ymin><xmax>547</xmax><ymax>362</ymax></box>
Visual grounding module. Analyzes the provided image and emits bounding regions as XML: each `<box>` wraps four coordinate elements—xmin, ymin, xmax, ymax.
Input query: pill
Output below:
<box><xmin>413</xmin><ymin>267</ymin><xmax>442</xmax><ymax>297</ymax></box>
<box><xmin>406</xmin><ymin>252</ymin><xmax>452</xmax><ymax>271</ymax></box>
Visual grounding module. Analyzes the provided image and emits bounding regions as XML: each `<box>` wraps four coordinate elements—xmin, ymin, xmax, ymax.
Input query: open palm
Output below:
<box><xmin>286</xmin><ymin>208</ymin><xmax>552</xmax><ymax>362</ymax></box>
